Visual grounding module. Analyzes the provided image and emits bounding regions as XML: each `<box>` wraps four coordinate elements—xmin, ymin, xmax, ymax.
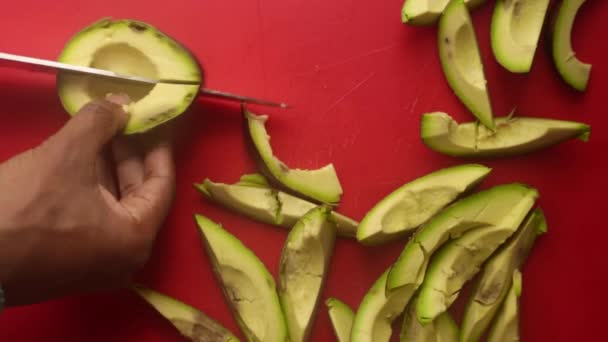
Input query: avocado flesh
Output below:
<box><xmin>491</xmin><ymin>0</ymin><xmax>550</xmax><ymax>73</ymax></box>
<box><xmin>439</xmin><ymin>0</ymin><xmax>494</xmax><ymax>130</ymax></box>
<box><xmin>357</xmin><ymin>164</ymin><xmax>491</xmax><ymax>245</ymax></box>
<box><xmin>421</xmin><ymin>112</ymin><xmax>590</xmax><ymax>157</ymax></box>
<box><xmin>401</xmin><ymin>0</ymin><xmax>486</xmax><ymax>25</ymax></box>
<box><xmin>243</xmin><ymin>106</ymin><xmax>343</xmax><ymax>205</ymax></box>
<box><xmin>351</xmin><ymin>268</ymin><xmax>420</xmax><ymax>342</ymax></box>
<box><xmin>400</xmin><ymin>296</ymin><xmax>459</xmax><ymax>342</ymax></box>
<box><xmin>326</xmin><ymin>298</ymin><xmax>355</xmax><ymax>342</ymax></box>
<box><xmin>487</xmin><ymin>270</ymin><xmax>523</xmax><ymax>342</ymax></box>
<box><xmin>415</xmin><ymin>189</ymin><xmax>534</xmax><ymax>324</ymax></box>
<box><xmin>195</xmin><ymin>176</ymin><xmax>357</xmax><ymax>237</ymax></box>
<box><xmin>460</xmin><ymin>208</ymin><xmax>546</xmax><ymax>342</ymax></box>
<box><xmin>279</xmin><ymin>207</ymin><xmax>336</xmax><ymax>342</ymax></box>
<box><xmin>553</xmin><ymin>0</ymin><xmax>591</xmax><ymax>91</ymax></box>
<box><xmin>133</xmin><ymin>286</ymin><xmax>240</xmax><ymax>342</ymax></box>
<box><xmin>57</xmin><ymin>18</ymin><xmax>201</xmax><ymax>134</ymax></box>
<box><xmin>195</xmin><ymin>215</ymin><xmax>287</xmax><ymax>342</ymax></box>
<box><xmin>386</xmin><ymin>183</ymin><xmax>538</xmax><ymax>293</ymax></box>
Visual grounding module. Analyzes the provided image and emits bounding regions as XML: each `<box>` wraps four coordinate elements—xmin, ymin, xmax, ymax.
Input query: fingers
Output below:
<box><xmin>112</xmin><ymin>136</ymin><xmax>145</xmax><ymax>197</ymax></box>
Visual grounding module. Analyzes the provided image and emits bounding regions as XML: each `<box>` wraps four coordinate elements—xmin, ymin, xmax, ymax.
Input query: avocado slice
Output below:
<box><xmin>486</xmin><ymin>270</ymin><xmax>523</xmax><ymax>342</ymax></box>
<box><xmin>326</xmin><ymin>298</ymin><xmax>355</xmax><ymax>342</ymax></box>
<box><xmin>421</xmin><ymin>112</ymin><xmax>590</xmax><ymax>158</ymax></box>
<box><xmin>386</xmin><ymin>183</ymin><xmax>538</xmax><ymax>293</ymax></box>
<box><xmin>57</xmin><ymin>18</ymin><xmax>201</xmax><ymax>134</ymax></box>
<box><xmin>195</xmin><ymin>215</ymin><xmax>287</xmax><ymax>342</ymax></box>
<box><xmin>351</xmin><ymin>268</ymin><xmax>419</xmax><ymax>342</ymax></box>
<box><xmin>439</xmin><ymin>0</ymin><xmax>495</xmax><ymax>130</ymax></box>
<box><xmin>491</xmin><ymin>0</ymin><xmax>550</xmax><ymax>73</ymax></box>
<box><xmin>243</xmin><ymin>105</ymin><xmax>343</xmax><ymax>205</ymax></box>
<box><xmin>460</xmin><ymin>208</ymin><xmax>546</xmax><ymax>342</ymax></box>
<box><xmin>357</xmin><ymin>164</ymin><xmax>491</xmax><ymax>245</ymax></box>
<box><xmin>195</xmin><ymin>175</ymin><xmax>358</xmax><ymax>237</ymax></box>
<box><xmin>415</xmin><ymin>189</ymin><xmax>536</xmax><ymax>324</ymax></box>
<box><xmin>400</xmin><ymin>296</ymin><xmax>459</xmax><ymax>342</ymax></box>
<box><xmin>401</xmin><ymin>0</ymin><xmax>486</xmax><ymax>26</ymax></box>
<box><xmin>278</xmin><ymin>207</ymin><xmax>336</xmax><ymax>342</ymax></box>
<box><xmin>552</xmin><ymin>0</ymin><xmax>592</xmax><ymax>91</ymax></box>
<box><xmin>133</xmin><ymin>285</ymin><xmax>240</xmax><ymax>342</ymax></box>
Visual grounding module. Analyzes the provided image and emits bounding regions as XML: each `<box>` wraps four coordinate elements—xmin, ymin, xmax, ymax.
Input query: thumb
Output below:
<box><xmin>52</xmin><ymin>95</ymin><xmax>130</xmax><ymax>156</ymax></box>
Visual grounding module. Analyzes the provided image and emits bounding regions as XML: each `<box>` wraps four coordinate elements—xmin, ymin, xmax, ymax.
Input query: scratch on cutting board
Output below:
<box><xmin>323</xmin><ymin>72</ymin><xmax>376</xmax><ymax>115</ymax></box>
<box><xmin>320</xmin><ymin>44</ymin><xmax>398</xmax><ymax>72</ymax></box>
<box><xmin>409</xmin><ymin>96</ymin><xmax>419</xmax><ymax>115</ymax></box>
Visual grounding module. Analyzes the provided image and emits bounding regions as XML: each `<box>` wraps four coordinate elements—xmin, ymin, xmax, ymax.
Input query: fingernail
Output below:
<box><xmin>106</xmin><ymin>93</ymin><xmax>132</xmax><ymax>105</ymax></box>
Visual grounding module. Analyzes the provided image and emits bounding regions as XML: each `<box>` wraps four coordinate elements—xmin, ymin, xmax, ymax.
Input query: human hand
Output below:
<box><xmin>0</xmin><ymin>95</ymin><xmax>176</xmax><ymax>306</ymax></box>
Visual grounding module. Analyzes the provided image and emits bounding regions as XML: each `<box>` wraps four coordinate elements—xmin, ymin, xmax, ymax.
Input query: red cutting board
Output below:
<box><xmin>0</xmin><ymin>0</ymin><xmax>606</xmax><ymax>341</ymax></box>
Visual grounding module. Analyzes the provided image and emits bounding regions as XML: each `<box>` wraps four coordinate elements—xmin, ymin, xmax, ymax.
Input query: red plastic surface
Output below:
<box><xmin>0</xmin><ymin>0</ymin><xmax>606</xmax><ymax>341</ymax></box>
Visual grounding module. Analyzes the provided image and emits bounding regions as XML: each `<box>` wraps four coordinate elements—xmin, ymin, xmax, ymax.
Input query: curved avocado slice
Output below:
<box><xmin>357</xmin><ymin>164</ymin><xmax>491</xmax><ymax>245</ymax></box>
<box><xmin>195</xmin><ymin>215</ymin><xmax>287</xmax><ymax>342</ymax></box>
<box><xmin>401</xmin><ymin>0</ymin><xmax>486</xmax><ymax>26</ymax></box>
<box><xmin>386</xmin><ymin>183</ymin><xmax>538</xmax><ymax>293</ymax></box>
<box><xmin>400</xmin><ymin>296</ymin><xmax>459</xmax><ymax>342</ymax></box>
<box><xmin>491</xmin><ymin>0</ymin><xmax>550</xmax><ymax>73</ymax></box>
<box><xmin>552</xmin><ymin>0</ymin><xmax>592</xmax><ymax>91</ymax></box>
<box><xmin>351</xmin><ymin>268</ymin><xmax>419</xmax><ymax>342</ymax></box>
<box><xmin>243</xmin><ymin>105</ymin><xmax>343</xmax><ymax>205</ymax></box>
<box><xmin>195</xmin><ymin>176</ymin><xmax>358</xmax><ymax>237</ymax></box>
<box><xmin>133</xmin><ymin>286</ymin><xmax>240</xmax><ymax>342</ymax></box>
<box><xmin>439</xmin><ymin>0</ymin><xmax>494</xmax><ymax>130</ymax></box>
<box><xmin>487</xmin><ymin>270</ymin><xmax>523</xmax><ymax>342</ymax></box>
<box><xmin>460</xmin><ymin>208</ymin><xmax>546</xmax><ymax>342</ymax></box>
<box><xmin>421</xmin><ymin>112</ymin><xmax>590</xmax><ymax>158</ymax></box>
<box><xmin>278</xmin><ymin>207</ymin><xmax>336</xmax><ymax>342</ymax></box>
<box><xmin>326</xmin><ymin>298</ymin><xmax>355</xmax><ymax>342</ymax></box>
<box><xmin>57</xmin><ymin>18</ymin><xmax>202</xmax><ymax>134</ymax></box>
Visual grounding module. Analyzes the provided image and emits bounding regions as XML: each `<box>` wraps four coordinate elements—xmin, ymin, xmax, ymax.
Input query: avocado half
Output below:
<box><xmin>57</xmin><ymin>18</ymin><xmax>202</xmax><ymax>134</ymax></box>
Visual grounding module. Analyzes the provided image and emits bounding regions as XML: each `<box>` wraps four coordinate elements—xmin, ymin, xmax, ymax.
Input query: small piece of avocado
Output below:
<box><xmin>401</xmin><ymin>0</ymin><xmax>486</xmax><ymax>26</ymax></box>
<box><xmin>400</xmin><ymin>296</ymin><xmax>459</xmax><ymax>342</ymax></box>
<box><xmin>133</xmin><ymin>285</ymin><xmax>240</xmax><ymax>342</ymax></box>
<box><xmin>460</xmin><ymin>208</ymin><xmax>546</xmax><ymax>342</ymax></box>
<box><xmin>326</xmin><ymin>298</ymin><xmax>355</xmax><ymax>342</ymax></box>
<box><xmin>279</xmin><ymin>207</ymin><xmax>337</xmax><ymax>342</ymax></box>
<box><xmin>491</xmin><ymin>0</ymin><xmax>550</xmax><ymax>73</ymax></box>
<box><xmin>357</xmin><ymin>164</ymin><xmax>491</xmax><ymax>245</ymax></box>
<box><xmin>415</xmin><ymin>187</ymin><xmax>535</xmax><ymax>324</ymax></box>
<box><xmin>421</xmin><ymin>112</ymin><xmax>590</xmax><ymax>158</ymax></box>
<box><xmin>195</xmin><ymin>176</ymin><xmax>358</xmax><ymax>237</ymax></box>
<box><xmin>439</xmin><ymin>0</ymin><xmax>495</xmax><ymax>130</ymax></box>
<box><xmin>195</xmin><ymin>215</ymin><xmax>287</xmax><ymax>342</ymax></box>
<box><xmin>57</xmin><ymin>18</ymin><xmax>202</xmax><ymax>134</ymax></box>
<box><xmin>552</xmin><ymin>0</ymin><xmax>592</xmax><ymax>91</ymax></box>
<box><xmin>386</xmin><ymin>183</ymin><xmax>538</xmax><ymax>293</ymax></box>
<box><xmin>351</xmin><ymin>268</ymin><xmax>419</xmax><ymax>342</ymax></box>
<box><xmin>243</xmin><ymin>105</ymin><xmax>343</xmax><ymax>205</ymax></box>
<box><xmin>486</xmin><ymin>270</ymin><xmax>523</xmax><ymax>342</ymax></box>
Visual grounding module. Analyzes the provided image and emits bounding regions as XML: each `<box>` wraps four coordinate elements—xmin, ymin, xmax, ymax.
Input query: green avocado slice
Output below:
<box><xmin>195</xmin><ymin>176</ymin><xmax>358</xmax><ymax>237</ymax></box>
<box><xmin>491</xmin><ymin>0</ymin><xmax>550</xmax><ymax>73</ymax></box>
<box><xmin>351</xmin><ymin>268</ymin><xmax>419</xmax><ymax>342</ymax></box>
<box><xmin>133</xmin><ymin>286</ymin><xmax>240</xmax><ymax>342</ymax></box>
<box><xmin>386</xmin><ymin>183</ymin><xmax>538</xmax><ymax>293</ymax></box>
<box><xmin>357</xmin><ymin>164</ymin><xmax>491</xmax><ymax>245</ymax></box>
<box><xmin>243</xmin><ymin>105</ymin><xmax>343</xmax><ymax>205</ymax></box>
<box><xmin>460</xmin><ymin>208</ymin><xmax>546</xmax><ymax>342</ymax></box>
<box><xmin>401</xmin><ymin>0</ymin><xmax>486</xmax><ymax>26</ymax></box>
<box><xmin>326</xmin><ymin>298</ymin><xmax>355</xmax><ymax>342</ymax></box>
<box><xmin>486</xmin><ymin>270</ymin><xmax>523</xmax><ymax>342</ymax></box>
<box><xmin>415</xmin><ymin>191</ymin><xmax>535</xmax><ymax>324</ymax></box>
<box><xmin>195</xmin><ymin>215</ymin><xmax>287</xmax><ymax>342</ymax></box>
<box><xmin>552</xmin><ymin>0</ymin><xmax>592</xmax><ymax>91</ymax></box>
<box><xmin>439</xmin><ymin>0</ymin><xmax>495</xmax><ymax>130</ymax></box>
<box><xmin>421</xmin><ymin>112</ymin><xmax>590</xmax><ymax>157</ymax></box>
<box><xmin>400</xmin><ymin>296</ymin><xmax>459</xmax><ymax>342</ymax></box>
<box><xmin>57</xmin><ymin>18</ymin><xmax>202</xmax><ymax>134</ymax></box>
<box><xmin>279</xmin><ymin>207</ymin><xmax>336</xmax><ymax>342</ymax></box>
